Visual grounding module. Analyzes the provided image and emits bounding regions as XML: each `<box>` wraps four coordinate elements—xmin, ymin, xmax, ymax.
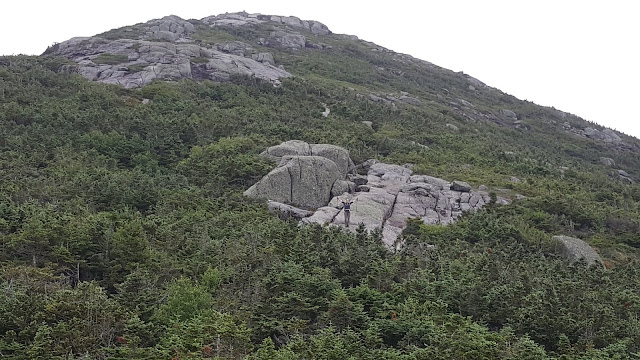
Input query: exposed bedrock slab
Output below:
<box><xmin>48</xmin><ymin>14</ymin><xmax>292</xmax><ymax>88</ymax></box>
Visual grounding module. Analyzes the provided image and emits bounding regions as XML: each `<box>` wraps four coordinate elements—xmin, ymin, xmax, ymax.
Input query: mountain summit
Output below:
<box><xmin>46</xmin><ymin>11</ymin><xmax>639</xmax><ymax>153</ymax></box>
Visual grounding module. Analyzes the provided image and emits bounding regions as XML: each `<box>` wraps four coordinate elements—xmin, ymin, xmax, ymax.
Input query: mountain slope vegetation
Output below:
<box><xmin>1</xmin><ymin>12</ymin><xmax>639</xmax><ymax>359</ymax></box>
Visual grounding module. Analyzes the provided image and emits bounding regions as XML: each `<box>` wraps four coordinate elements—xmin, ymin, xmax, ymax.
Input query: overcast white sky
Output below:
<box><xmin>2</xmin><ymin>1</ymin><xmax>638</xmax><ymax>139</ymax></box>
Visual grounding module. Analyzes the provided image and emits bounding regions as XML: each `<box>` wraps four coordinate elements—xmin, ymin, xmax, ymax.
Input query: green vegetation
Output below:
<box><xmin>192</xmin><ymin>24</ymin><xmax>238</xmax><ymax>45</ymax></box>
<box><xmin>98</xmin><ymin>25</ymin><xmax>148</xmax><ymax>41</ymax></box>
<box><xmin>93</xmin><ymin>53</ymin><xmax>129</xmax><ymax>65</ymax></box>
<box><xmin>127</xmin><ymin>64</ymin><xmax>147</xmax><ymax>73</ymax></box>
<box><xmin>1</xmin><ymin>18</ymin><xmax>640</xmax><ymax>359</ymax></box>
<box><xmin>191</xmin><ymin>57</ymin><xmax>210</xmax><ymax>64</ymax></box>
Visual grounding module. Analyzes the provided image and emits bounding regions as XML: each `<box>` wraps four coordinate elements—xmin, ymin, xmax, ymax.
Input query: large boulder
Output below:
<box><xmin>311</xmin><ymin>144</ymin><xmax>354</xmax><ymax>177</ymax></box>
<box><xmin>347</xmin><ymin>174</ymin><xmax>368</xmax><ymax>186</ymax></box>
<box><xmin>409</xmin><ymin>175</ymin><xmax>450</xmax><ymax>190</ymax></box>
<box><xmin>368</xmin><ymin>163</ymin><xmax>412</xmax><ymax>190</ymax></box>
<box><xmin>331</xmin><ymin>180</ymin><xmax>355</xmax><ymax>198</ymax></box>
<box><xmin>552</xmin><ymin>235</ymin><xmax>603</xmax><ymax>267</ymax></box>
<box><xmin>260</xmin><ymin>141</ymin><xmax>353</xmax><ymax>177</ymax></box>
<box><xmin>251</xmin><ymin>52</ymin><xmax>275</xmax><ymax>65</ymax></box>
<box><xmin>450</xmin><ymin>180</ymin><xmax>471</xmax><ymax>192</ymax></box>
<box><xmin>309</xmin><ymin>21</ymin><xmax>331</xmax><ymax>35</ymax></box>
<box><xmin>267</xmin><ymin>31</ymin><xmax>306</xmax><ymax>49</ymax></box>
<box><xmin>583</xmin><ymin>127</ymin><xmax>622</xmax><ymax>144</ymax></box>
<box><xmin>244</xmin><ymin>155</ymin><xmax>340</xmax><ymax>208</ymax></box>
<box><xmin>260</xmin><ymin>140</ymin><xmax>312</xmax><ymax>162</ymax></box>
<box><xmin>301</xmin><ymin>206</ymin><xmax>340</xmax><ymax>225</ymax></box>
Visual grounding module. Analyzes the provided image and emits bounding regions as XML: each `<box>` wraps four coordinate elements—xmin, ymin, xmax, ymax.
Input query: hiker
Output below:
<box><xmin>340</xmin><ymin>198</ymin><xmax>355</xmax><ymax>227</ymax></box>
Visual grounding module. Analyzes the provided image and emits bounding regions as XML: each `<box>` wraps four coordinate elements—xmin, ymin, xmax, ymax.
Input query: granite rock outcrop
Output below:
<box><xmin>247</xmin><ymin>141</ymin><xmax>511</xmax><ymax>249</ymax></box>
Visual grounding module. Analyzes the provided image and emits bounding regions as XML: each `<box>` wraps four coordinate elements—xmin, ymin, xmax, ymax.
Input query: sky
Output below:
<box><xmin>2</xmin><ymin>1</ymin><xmax>639</xmax><ymax>139</ymax></box>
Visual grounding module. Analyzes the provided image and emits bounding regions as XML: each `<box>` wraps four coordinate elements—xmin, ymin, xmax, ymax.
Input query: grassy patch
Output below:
<box><xmin>98</xmin><ymin>25</ymin><xmax>147</xmax><ymax>40</ymax></box>
<box><xmin>191</xmin><ymin>57</ymin><xmax>209</xmax><ymax>64</ymax></box>
<box><xmin>192</xmin><ymin>25</ymin><xmax>236</xmax><ymax>45</ymax></box>
<box><xmin>127</xmin><ymin>64</ymin><xmax>147</xmax><ymax>73</ymax></box>
<box><xmin>93</xmin><ymin>53</ymin><xmax>129</xmax><ymax>65</ymax></box>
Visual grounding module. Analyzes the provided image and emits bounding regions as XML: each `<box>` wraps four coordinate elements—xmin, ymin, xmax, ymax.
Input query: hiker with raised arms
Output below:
<box><xmin>340</xmin><ymin>197</ymin><xmax>356</xmax><ymax>227</ymax></box>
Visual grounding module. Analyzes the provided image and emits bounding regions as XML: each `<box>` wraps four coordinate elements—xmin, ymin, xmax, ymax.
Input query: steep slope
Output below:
<box><xmin>0</xmin><ymin>11</ymin><xmax>639</xmax><ymax>359</ymax></box>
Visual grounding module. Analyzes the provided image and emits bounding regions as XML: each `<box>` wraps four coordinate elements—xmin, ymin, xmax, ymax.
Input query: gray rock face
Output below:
<box><xmin>268</xmin><ymin>201</ymin><xmax>313</xmax><ymax>219</ymax></box>
<box><xmin>409</xmin><ymin>175</ymin><xmax>450</xmax><ymax>190</ymax></box>
<box><xmin>251</xmin><ymin>52</ymin><xmax>275</xmax><ymax>65</ymax></box>
<box><xmin>300</xmin><ymin>206</ymin><xmax>340</xmax><ymax>225</ymax></box>
<box><xmin>552</xmin><ymin>235</ymin><xmax>603</xmax><ymax>267</ymax></box>
<box><xmin>145</xmin><ymin>15</ymin><xmax>196</xmax><ymax>41</ymax></box>
<box><xmin>47</xmin><ymin>14</ymin><xmax>296</xmax><ymax>88</ymax></box>
<box><xmin>617</xmin><ymin>169</ymin><xmax>634</xmax><ymax>183</ymax></box>
<box><xmin>347</xmin><ymin>174</ymin><xmax>368</xmax><ymax>186</ymax></box>
<box><xmin>582</xmin><ymin>127</ymin><xmax>622</xmax><ymax>143</ymax></box>
<box><xmin>311</xmin><ymin>144</ymin><xmax>354</xmax><ymax>177</ymax></box>
<box><xmin>266</xmin><ymin>31</ymin><xmax>307</xmax><ymax>49</ymax></box>
<box><xmin>259</xmin><ymin>141</ymin><xmax>353</xmax><ymax>178</ymax></box>
<box><xmin>464</xmin><ymin>74</ymin><xmax>486</xmax><ymax>88</ymax></box>
<box><xmin>248</xmin><ymin>140</ymin><xmax>509</xmax><ymax>250</ymax></box>
<box><xmin>266</xmin><ymin>15</ymin><xmax>331</xmax><ymax>35</ymax></box>
<box><xmin>309</xmin><ymin>21</ymin><xmax>331</xmax><ymax>35</ymax></box>
<box><xmin>450</xmin><ymin>180</ymin><xmax>471</xmax><ymax>192</ymax></box>
<box><xmin>304</xmin><ymin>159</ymin><xmax>492</xmax><ymax>249</ymax></box>
<box><xmin>331</xmin><ymin>180</ymin><xmax>355</xmax><ymax>198</ymax></box>
<box><xmin>260</xmin><ymin>140</ymin><xmax>312</xmax><ymax>162</ymax></box>
<box><xmin>244</xmin><ymin>155</ymin><xmax>340</xmax><ymax>208</ymax></box>
<box><xmin>218</xmin><ymin>41</ymin><xmax>255</xmax><ymax>56</ymax></box>
<box><xmin>618</xmin><ymin>169</ymin><xmax>630</xmax><ymax>177</ymax></box>
<box><xmin>51</xmin><ymin>35</ymin><xmax>291</xmax><ymax>88</ymax></box>
<box><xmin>200</xmin><ymin>12</ymin><xmax>331</xmax><ymax>37</ymax></box>
<box><xmin>202</xmin><ymin>12</ymin><xmax>266</xmax><ymax>27</ymax></box>
<box><xmin>563</xmin><ymin>122</ymin><xmax>634</xmax><ymax>149</ymax></box>
<box><xmin>398</xmin><ymin>95</ymin><xmax>421</xmax><ymax>106</ymax></box>
<box><xmin>356</xmin><ymin>185</ymin><xmax>371</xmax><ymax>192</ymax></box>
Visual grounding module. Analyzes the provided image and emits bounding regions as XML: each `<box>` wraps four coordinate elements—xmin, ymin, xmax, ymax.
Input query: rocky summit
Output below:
<box><xmin>45</xmin><ymin>12</ymin><xmax>335</xmax><ymax>88</ymax></box>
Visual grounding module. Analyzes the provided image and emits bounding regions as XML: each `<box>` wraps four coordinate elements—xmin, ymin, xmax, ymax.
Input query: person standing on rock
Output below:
<box><xmin>340</xmin><ymin>198</ymin><xmax>355</xmax><ymax>227</ymax></box>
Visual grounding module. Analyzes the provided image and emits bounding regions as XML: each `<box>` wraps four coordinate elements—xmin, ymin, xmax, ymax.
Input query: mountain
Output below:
<box><xmin>1</xmin><ymin>12</ymin><xmax>639</xmax><ymax>359</ymax></box>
